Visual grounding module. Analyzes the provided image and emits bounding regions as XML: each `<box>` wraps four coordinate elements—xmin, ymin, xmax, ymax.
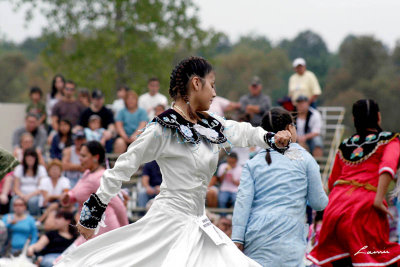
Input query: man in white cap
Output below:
<box><xmin>288</xmin><ymin>58</ymin><xmax>321</xmax><ymax>106</ymax></box>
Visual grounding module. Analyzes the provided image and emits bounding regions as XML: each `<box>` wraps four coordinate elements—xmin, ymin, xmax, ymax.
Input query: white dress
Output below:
<box><xmin>55</xmin><ymin>110</ymin><xmax>270</xmax><ymax>267</ymax></box>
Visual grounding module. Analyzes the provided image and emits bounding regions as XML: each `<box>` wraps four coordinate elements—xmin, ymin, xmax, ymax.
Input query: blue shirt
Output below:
<box><xmin>116</xmin><ymin>108</ymin><xmax>148</xmax><ymax>136</ymax></box>
<box><xmin>142</xmin><ymin>161</ymin><xmax>162</xmax><ymax>187</ymax></box>
<box><xmin>232</xmin><ymin>143</ymin><xmax>328</xmax><ymax>266</ymax></box>
<box><xmin>3</xmin><ymin>213</ymin><xmax>38</xmax><ymax>250</ymax></box>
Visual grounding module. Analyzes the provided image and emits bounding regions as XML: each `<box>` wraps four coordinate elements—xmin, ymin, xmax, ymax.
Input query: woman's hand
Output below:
<box><xmin>27</xmin><ymin>246</ymin><xmax>35</xmax><ymax>257</ymax></box>
<box><xmin>77</xmin><ymin>223</ymin><xmax>95</xmax><ymax>240</ymax></box>
<box><xmin>373</xmin><ymin>198</ymin><xmax>393</xmax><ymax>220</ymax></box>
<box><xmin>234</xmin><ymin>242</ymin><xmax>244</xmax><ymax>251</ymax></box>
<box><xmin>274</xmin><ymin>130</ymin><xmax>292</xmax><ymax>148</ymax></box>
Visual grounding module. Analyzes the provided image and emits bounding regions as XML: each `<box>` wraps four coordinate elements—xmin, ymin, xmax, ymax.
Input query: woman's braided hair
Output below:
<box><xmin>352</xmin><ymin>99</ymin><xmax>382</xmax><ymax>136</ymax></box>
<box><xmin>261</xmin><ymin>108</ymin><xmax>294</xmax><ymax>165</ymax></box>
<box><xmin>169</xmin><ymin>56</ymin><xmax>213</xmax><ymax>120</ymax></box>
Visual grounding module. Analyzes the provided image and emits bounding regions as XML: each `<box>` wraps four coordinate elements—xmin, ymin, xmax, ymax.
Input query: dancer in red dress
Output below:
<box><xmin>307</xmin><ymin>99</ymin><xmax>400</xmax><ymax>267</ymax></box>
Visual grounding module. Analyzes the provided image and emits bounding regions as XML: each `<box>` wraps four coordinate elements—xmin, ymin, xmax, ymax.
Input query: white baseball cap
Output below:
<box><xmin>292</xmin><ymin>58</ymin><xmax>306</xmax><ymax>67</ymax></box>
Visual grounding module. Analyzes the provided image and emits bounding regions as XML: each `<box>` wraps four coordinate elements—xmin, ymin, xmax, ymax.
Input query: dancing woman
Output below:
<box><xmin>55</xmin><ymin>57</ymin><xmax>291</xmax><ymax>267</ymax></box>
<box><xmin>307</xmin><ymin>99</ymin><xmax>400</xmax><ymax>267</ymax></box>
<box><xmin>232</xmin><ymin>108</ymin><xmax>328</xmax><ymax>266</ymax></box>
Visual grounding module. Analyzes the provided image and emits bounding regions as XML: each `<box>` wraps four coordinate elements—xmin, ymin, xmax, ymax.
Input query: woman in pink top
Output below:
<box><xmin>61</xmin><ymin>141</ymin><xmax>128</xmax><ymax>246</ymax></box>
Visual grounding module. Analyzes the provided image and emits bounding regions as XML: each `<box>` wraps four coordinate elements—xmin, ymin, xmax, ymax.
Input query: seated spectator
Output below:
<box><xmin>111</xmin><ymin>85</ymin><xmax>129</xmax><ymax>118</ymax></box>
<box><xmin>295</xmin><ymin>95</ymin><xmax>323</xmax><ymax>158</ymax></box>
<box><xmin>138</xmin><ymin>77</ymin><xmax>168</xmax><ymax>120</ymax></box>
<box><xmin>26</xmin><ymin>87</ymin><xmax>46</xmax><ymax>126</ymax></box>
<box><xmin>77</xmin><ymin>89</ymin><xmax>116</xmax><ymax>152</ymax></box>
<box><xmin>51</xmin><ymin>80</ymin><xmax>85</xmax><ymax>132</ymax></box>
<box><xmin>12</xmin><ymin>113</ymin><xmax>47</xmax><ymax>153</ymax></box>
<box><xmin>208</xmin><ymin>96</ymin><xmax>241</xmax><ymax>117</ymax></box>
<box><xmin>239</xmin><ymin>76</ymin><xmax>271</xmax><ymax>126</ymax></box>
<box><xmin>77</xmin><ymin>88</ymin><xmax>91</xmax><ymax>108</ymax></box>
<box><xmin>46</xmin><ymin>74</ymin><xmax>65</xmax><ymax>130</ymax></box>
<box><xmin>13</xmin><ymin>132</ymin><xmax>45</xmax><ymax>165</ymax></box>
<box><xmin>114</xmin><ymin>91</ymin><xmax>148</xmax><ymax>153</ymax></box>
<box><xmin>206</xmin><ymin>175</ymin><xmax>219</xmax><ymax>208</ymax></box>
<box><xmin>0</xmin><ymin>173</ymin><xmax>13</xmax><ymax>215</ymax></box>
<box><xmin>216</xmin><ymin>215</ymin><xmax>232</xmax><ymax>238</ymax></box>
<box><xmin>12</xmin><ymin>148</ymin><xmax>47</xmax><ymax>216</ymax></box>
<box><xmin>39</xmin><ymin>160</ymin><xmax>70</xmax><ymax>207</ymax></box>
<box><xmin>154</xmin><ymin>103</ymin><xmax>166</xmax><ymax>117</ymax></box>
<box><xmin>138</xmin><ymin>160</ymin><xmax>162</xmax><ymax>208</ymax></box>
<box><xmin>62</xmin><ymin>131</ymin><xmax>85</xmax><ymax>188</ymax></box>
<box><xmin>28</xmin><ymin>211</ymin><xmax>77</xmax><ymax>267</ymax></box>
<box><xmin>2</xmin><ymin>197</ymin><xmax>38</xmax><ymax>255</ymax></box>
<box><xmin>50</xmin><ymin>119</ymin><xmax>73</xmax><ymax>160</ymax></box>
<box><xmin>84</xmin><ymin>115</ymin><xmax>112</xmax><ymax>146</ymax></box>
<box><xmin>217</xmin><ymin>153</ymin><xmax>241</xmax><ymax>209</ymax></box>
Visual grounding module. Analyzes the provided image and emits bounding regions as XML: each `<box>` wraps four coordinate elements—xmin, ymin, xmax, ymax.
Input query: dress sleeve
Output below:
<box><xmin>96</xmin><ymin>122</ymin><xmax>165</xmax><ymax>204</ymax></box>
<box><xmin>379</xmin><ymin>138</ymin><xmax>400</xmax><ymax>178</ymax></box>
<box><xmin>231</xmin><ymin>163</ymin><xmax>255</xmax><ymax>244</ymax></box>
<box><xmin>328</xmin><ymin>153</ymin><xmax>343</xmax><ymax>191</ymax></box>
<box><xmin>306</xmin><ymin>155</ymin><xmax>328</xmax><ymax>211</ymax></box>
<box><xmin>213</xmin><ymin>114</ymin><xmax>271</xmax><ymax>149</ymax></box>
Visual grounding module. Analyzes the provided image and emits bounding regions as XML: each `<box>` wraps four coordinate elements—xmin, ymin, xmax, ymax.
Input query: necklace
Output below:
<box><xmin>173</xmin><ymin>104</ymin><xmax>191</xmax><ymax>121</ymax></box>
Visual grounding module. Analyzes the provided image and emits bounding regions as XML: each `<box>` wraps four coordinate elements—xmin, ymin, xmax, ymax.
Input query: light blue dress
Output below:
<box><xmin>232</xmin><ymin>143</ymin><xmax>328</xmax><ymax>267</ymax></box>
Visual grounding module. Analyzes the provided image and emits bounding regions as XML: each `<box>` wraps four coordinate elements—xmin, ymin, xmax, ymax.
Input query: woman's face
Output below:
<box><xmin>125</xmin><ymin>95</ymin><xmax>138</xmax><ymax>109</ymax></box>
<box><xmin>79</xmin><ymin>146</ymin><xmax>96</xmax><ymax>170</ymax></box>
<box><xmin>25</xmin><ymin>155</ymin><xmax>36</xmax><ymax>168</ymax></box>
<box><xmin>13</xmin><ymin>199</ymin><xmax>26</xmax><ymax>215</ymax></box>
<box><xmin>59</xmin><ymin>121</ymin><xmax>71</xmax><ymax>135</ymax></box>
<box><xmin>89</xmin><ymin>119</ymin><xmax>101</xmax><ymax>130</ymax></box>
<box><xmin>48</xmin><ymin>165</ymin><xmax>61</xmax><ymax>179</ymax></box>
<box><xmin>54</xmin><ymin>215</ymin><xmax>70</xmax><ymax>229</ymax></box>
<box><xmin>55</xmin><ymin>77</ymin><xmax>65</xmax><ymax>91</ymax></box>
<box><xmin>193</xmin><ymin>72</ymin><xmax>216</xmax><ymax>111</ymax></box>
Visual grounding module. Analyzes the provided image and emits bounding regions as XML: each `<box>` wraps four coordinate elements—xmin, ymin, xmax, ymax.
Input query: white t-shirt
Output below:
<box><xmin>111</xmin><ymin>99</ymin><xmax>125</xmax><ymax>118</ymax></box>
<box><xmin>138</xmin><ymin>92</ymin><xmax>168</xmax><ymax>120</ymax></box>
<box><xmin>217</xmin><ymin>163</ymin><xmax>242</xmax><ymax>193</ymax></box>
<box><xmin>39</xmin><ymin>176</ymin><xmax>71</xmax><ymax>195</ymax></box>
<box><xmin>296</xmin><ymin>107</ymin><xmax>322</xmax><ymax>136</ymax></box>
<box><xmin>208</xmin><ymin>96</ymin><xmax>230</xmax><ymax>117</ymax></box>
<box><xmin>14</xmin><ymin>165</ymin><xmax>47</xmax><ymax>195</ymax></box>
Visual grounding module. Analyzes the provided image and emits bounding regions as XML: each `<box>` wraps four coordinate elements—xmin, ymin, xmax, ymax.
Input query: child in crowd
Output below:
<box><xmin>84</xmin><ymin>115</ymin><xmax>112</xmax><ymax>146</ymax></box>
<box><xmin>77</xmin><ymin>89</ymin><xmax>91</xmax><ymax>108</ymax></box>
<box><xmin>111</xmin><ymin>86</ymin><xmax>129</xmax><ymax>118</ymax></box>
<box><xmin>217</xmin><ymin>152</ymin><xmax>241</xmax><ymax>209</ymax></box>
<box><xmin>26</xmin><ymin>87</ymin><xmax>46</xmax><ymax>126</ymax></box>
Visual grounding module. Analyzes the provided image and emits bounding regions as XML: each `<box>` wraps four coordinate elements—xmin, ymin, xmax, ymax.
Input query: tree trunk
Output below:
<box><xmin>115</xmin><ymin>0</ymin><xmax>126</xmax><ymax>88</ymax></box>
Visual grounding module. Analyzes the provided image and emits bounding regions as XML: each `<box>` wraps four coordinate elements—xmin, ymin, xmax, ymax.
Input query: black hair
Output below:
<box><xmin>169</xmin><ymin>56</ymin><xmax>214</xmax><ymax>120</ymax></box>
<box><xmin>22</xmin><ymin>148</ymin><xmax>39</xmax><ymax>176</ymax></box>
<box><xmin>228</xmin><ymin>152</ymin><xmax>238</xmax><ymax>160</ymax></box>
<box><xmin>65</xmin><ymin>80</ymin><xmax>76</xmax><ymax>87</ymax></box>
<box><xmin>56</xmin><ymin>210</ymin><xmax>79</xmax><ymax>238</ymax></box>
<box><xmin>261</xmin><ymin>108</ymin><xmax>294</xmax><ymax>165</ymax></box>
<box><xmin>82</xmin><ymin>141</ymin><xmax>105</xmax><ymax>164</ymax></box>
<box><xmin>51</xmin><ymin>74</ymin><xmax>65</xmax><ymax>98</ymax></box>
<box><xmin>26</xmin><ymin>113</ymin><xmax>39</xmax><ymax>120</ymax></box>
<box><xmin>58</xmin><ymin>119</ymin><xmax>73</xmax><ymax>147</ymax></box>
<box><xmin>118</xmin><ymin>85</ymin><xmax>130</xmax><ymax>91</ymax></box>
<box><xmin>148</xmin><ymin>77</ymin><xmax>160</xmax><ymax>84</ymax></box>
<box><xmin>29</xmin><ymin>86</ymin><xmax>43</xmax><ymax>97</ymax></box>
<box><xmin>352</xmin><ymin>99</ymin><xmax>382</xmax><ymax>135</ymax></box>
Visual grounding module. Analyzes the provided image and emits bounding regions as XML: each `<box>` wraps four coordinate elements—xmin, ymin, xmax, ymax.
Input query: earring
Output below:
<box><xmin>93</xmin><ymin>159</ymin><xmax>98</xmax><ymax>163</ymax></box>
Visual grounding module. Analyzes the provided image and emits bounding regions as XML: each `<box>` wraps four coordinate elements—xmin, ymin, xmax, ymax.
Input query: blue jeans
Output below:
<box><xmin>218</xmin><ymin>191</ymin><xmax>237</xmax><ymax>209</ymax></box>
<box><xmin>137</xmin><ymin>188</ymin><xmax>156</xmax><ymax>208</ymax></box>
<box><xmin>40</xmin><ymin>253</ymin><xmax>60</xmax><ymax>267</ymax></box>
<box><xmin>10</xmin><ymin>195</ymin><xmax>41</xmax><ymax>216</ymax></box>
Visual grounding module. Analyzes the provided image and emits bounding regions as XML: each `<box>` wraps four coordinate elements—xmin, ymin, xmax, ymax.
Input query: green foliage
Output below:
<box><xmin>0</xmin><ymin>53</ymin><xmax>28</xmax><ymax>102</ymax></box>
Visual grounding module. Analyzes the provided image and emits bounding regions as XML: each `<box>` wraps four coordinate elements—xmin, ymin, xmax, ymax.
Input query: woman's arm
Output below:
<box><xmin>232</xmin><ymin>164</ymin><xmax>255</xmax><ymax>246</ymax></box>
<box><xmin>130</xmin><ymin>121</ymin><xmax>147</xmax><ymax>142</ymax></box>
<box><xmin>62</xmin><ymin>147</ymin><xmax>83</xmax><ymax>172</ymax></box>
<box><xmin>306</xmin><ymin>156</ymin><xmax>329</xmax><ymax>211</ymax></box>
<box><xmin>13</xmin><ymin>177</ymin><xmax>24</xmax><ymax>198</ymax></box>
<box><xmin>27</xmin><ymin>234</ymin><xmax>49</xmax><ymax>256</ymax></box>
<box><xmin>115</xmin><ymin>121</ymin><xmax>129</xmax><ymax>142</ymax></box>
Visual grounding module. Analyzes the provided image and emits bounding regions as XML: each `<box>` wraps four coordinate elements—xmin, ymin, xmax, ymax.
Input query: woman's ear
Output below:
<box><xmin>191</xmin><ymin>77</ymin><xmax>201</xmax><ymax>91</ymax></box>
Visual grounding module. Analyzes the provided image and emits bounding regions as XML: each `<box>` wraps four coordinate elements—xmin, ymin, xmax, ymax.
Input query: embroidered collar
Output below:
<box><xmin>152</xmin><ymin>109</ymin><xmax>227</xmax><ymax>144</ymax></box>
<box><xmin>338</xmin><ymin>131</ymin><xmax>399</xmax><ymax>165</ymax></box>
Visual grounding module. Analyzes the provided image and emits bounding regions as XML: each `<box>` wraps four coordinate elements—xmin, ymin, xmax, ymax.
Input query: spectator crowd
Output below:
<box><xmin>0</xmin><ymin>57</ymin><xmax>334</xmax><ymax>264</ymax></box>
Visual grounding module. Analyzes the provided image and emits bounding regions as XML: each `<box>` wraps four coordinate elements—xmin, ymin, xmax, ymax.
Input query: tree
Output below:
<box><xmin>0</xmin><ymin>53</ymin><xmax>28</xmax><ymax>102</ymax></box>
<box><xmin>10</xmin><ymin>0</ymin><xmax>205</xmax><ymax>99</ymax></box>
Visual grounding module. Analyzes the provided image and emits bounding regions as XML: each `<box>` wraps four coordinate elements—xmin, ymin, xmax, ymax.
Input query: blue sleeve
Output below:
<box><xmin>49</xmin><ymin>135</ymin><xmax>59</xmax><ymax>159</ymax></box>
<box><xmin>29</xmin><ymin>217</ymin><xmax>38</xmax><ymax>244</ymax></box>
<box><xmin>140</xmin><ymin>109</ymin><xmax>149</xmax><ymax>122</ymax></box>
<box><xmin>306</xmin><ymin>156</ymin><xmax>329</xmax><ymax>211</ymax></box>
<box><xmin>232</xmin><ymin>163</ymin><xmax>255</xmax><ymax>244</ymax></box>
<box><xmin>115</xmin><ymin>109</ymin><xmax>124</xmax><ymax>122</ymax></box>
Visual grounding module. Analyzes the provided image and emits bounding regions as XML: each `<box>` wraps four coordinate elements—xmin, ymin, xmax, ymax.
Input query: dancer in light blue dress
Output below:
<box><xmin>232</xmin><ymin>108</ymin><xmax>328</xmax><ymax>267</ymax></box>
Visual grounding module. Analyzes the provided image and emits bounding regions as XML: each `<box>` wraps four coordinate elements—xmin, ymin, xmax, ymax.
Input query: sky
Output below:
<box><xmin>1</xmin><ymin>0</ymin><xmax>400</xmax><ymax>52</ymax></box>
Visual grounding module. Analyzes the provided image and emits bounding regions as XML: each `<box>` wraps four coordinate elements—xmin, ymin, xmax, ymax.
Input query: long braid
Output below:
<box><xmin>169</xmin><ymin>56</ymin><xmax>213</xmax><ymax>120</ymax></box>
<box><xmin>261</xmin><ymin>108</ymin><xmax>293</xmax><ymax>165</ymax></box>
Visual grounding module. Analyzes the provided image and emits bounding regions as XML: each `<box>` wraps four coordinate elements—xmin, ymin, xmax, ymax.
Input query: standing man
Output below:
<box><xmin>51</xmin><ymin>80</ymin><xmax>85</xmax><ymax>131</ymax></box>
<box><xmin>138</xmin><ymin>77</ymin><xmax>168</xmax><ymax>120</ymax></box>
<box><xmin>239</xmin><ymin>76</ymin><xmax>271</xmax><ymax>126</ymax></box>
<box><xmin>288</xmin><ymin>58</ymin><xmax>321</xmax><ymax>106</ymax></box>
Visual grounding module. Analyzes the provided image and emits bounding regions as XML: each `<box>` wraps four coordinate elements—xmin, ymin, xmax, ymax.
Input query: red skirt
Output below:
<box><xmin>307</xmin><ymin>185</ymin><xmax>400</xmax><ymax>267</ymax></box>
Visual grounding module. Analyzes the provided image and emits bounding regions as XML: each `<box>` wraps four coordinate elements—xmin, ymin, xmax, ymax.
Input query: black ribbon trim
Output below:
<box><xmin>79</xmin><ymin>193</ymin><xmax>107</xmax><ymax>229</ymax></box>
